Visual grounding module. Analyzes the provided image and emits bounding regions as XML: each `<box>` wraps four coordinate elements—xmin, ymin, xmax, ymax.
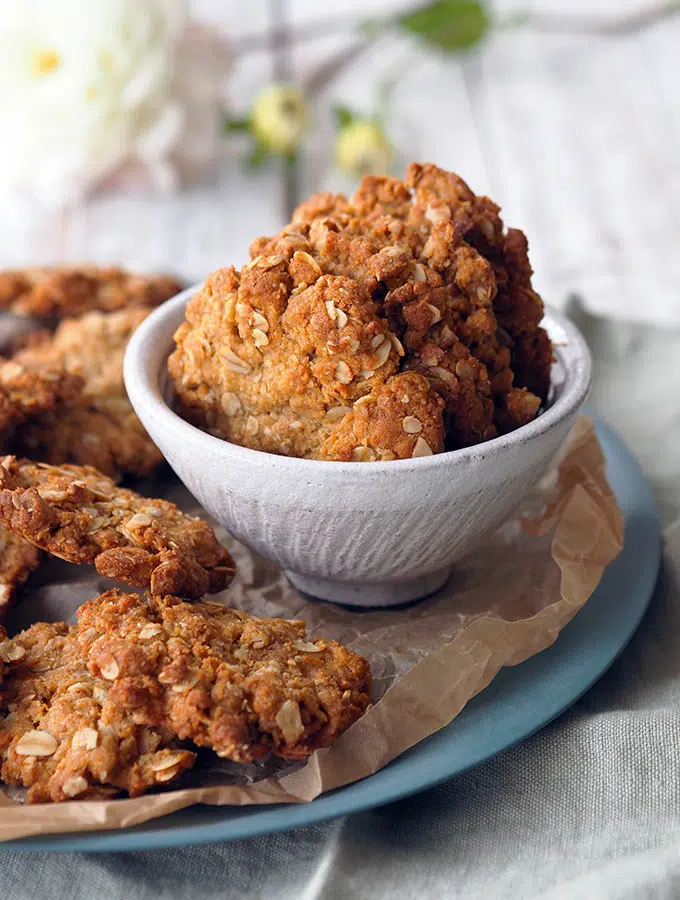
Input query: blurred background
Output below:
<box><xmin>1</xmin><ymin>0</ymin><xmax>679</xmax><ymax>515</ymax></box>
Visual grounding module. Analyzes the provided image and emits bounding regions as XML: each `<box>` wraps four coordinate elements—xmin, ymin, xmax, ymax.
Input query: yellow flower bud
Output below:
<box><xmin>335</xmin><ymin>120</ymin><xmax>392</xmax><ymax>178</ymax></box>
<box><xmin>251</xmin><ymin>85</ymin><xmax>309</xmax><ymax>155</ymax></box>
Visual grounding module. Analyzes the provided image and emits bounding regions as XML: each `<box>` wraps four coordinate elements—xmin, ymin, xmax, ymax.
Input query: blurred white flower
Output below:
<box><xmin>0</xmin><ymin>0</ymin><xmax>230</xmax><ymax>212</ymax></box>
<box><xmin>251</xmin><ymin>85</ymin><xmax>309</xmax><ymax>157</ymax></box>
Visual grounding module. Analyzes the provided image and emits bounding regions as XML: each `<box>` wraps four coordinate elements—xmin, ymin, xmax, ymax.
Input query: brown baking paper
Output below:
<box><xmin>0</xmin><ymin>415</ymin><xmax>623</xmax><ymax>842</ymax></box>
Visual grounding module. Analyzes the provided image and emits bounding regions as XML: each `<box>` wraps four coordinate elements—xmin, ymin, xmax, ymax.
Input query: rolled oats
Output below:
<box><xmin>15</xmin><ymin>730</ymin><xmax>58</xmax><ymax>757</ymax></box>
<box><xmin>402</xmin><ymin>416</ymin><xmax>423</xmax><ymax>434</ymax></box>
<box><xmin>335</xmin><ymin>361</ymin><xmax>353</xmax><ymax>384</ymax></box>
<box><xmin>411</xmin><ymin>436</ymin><xmax>433</xmax><ymax>458</ymax></box>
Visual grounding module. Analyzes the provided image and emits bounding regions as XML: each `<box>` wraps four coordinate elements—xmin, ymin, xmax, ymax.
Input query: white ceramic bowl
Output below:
<box><xmin>124</xmin><ymin>286</ymin><xmax>591</xmax><ymax>608</ymax></box>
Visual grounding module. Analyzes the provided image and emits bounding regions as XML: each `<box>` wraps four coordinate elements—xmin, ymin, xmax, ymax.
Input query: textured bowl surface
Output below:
<box><xmin>124</xmin><ymin>287</ymin><xmax>592</xmax><ymax>606</ymax></box>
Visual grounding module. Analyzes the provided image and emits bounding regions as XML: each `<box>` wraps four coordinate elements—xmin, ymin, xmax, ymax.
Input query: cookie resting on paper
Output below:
<box><xmin>0</xmin><ymin>458</ymin><xmax>235</xmax><ymax>600</ymax></box>
<box><xmin>0</xmin><ymin>621</ymin><xmax>195</xmax><ymax>802</ymax></box>
<box><xmin>77</xmin><ymin>589</ymin><xmax>372</xmax><ymax>763</ymax></box>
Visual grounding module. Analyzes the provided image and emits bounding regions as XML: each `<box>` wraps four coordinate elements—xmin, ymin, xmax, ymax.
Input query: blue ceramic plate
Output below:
<box><xmin>3</xmin><ymin>417</ymin><xmax>661</xmax><ymax>852</ymax></box>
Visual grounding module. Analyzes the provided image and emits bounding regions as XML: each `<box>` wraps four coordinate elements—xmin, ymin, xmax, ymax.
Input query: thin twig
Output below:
<box><xmin>375</xmin><ymin>54</ymin><xmax>416</xmax><ymax>123</ymax></box>
<box><xmin>302</xmin><ymin>39</ymin><xmax>372</xmax><ymax>96</ymax></box>
<box><xmin>270</xmin><ymin>0</ymin><xmax>287</xmax><ymax>81</ymax></box>
<box><xmin>493</xmin><ymin>2</ymin><xmax>680</xmax><ymax>36</ymax></box>
<box><xmin>269</xmin><ymin>0</ymin><xmax>299</xmax><ymax>220</ymax></box>
<box><xmin>232</xmin><ymin>14</ymin><xmax>373</xmax><ymax>57</ymax></box>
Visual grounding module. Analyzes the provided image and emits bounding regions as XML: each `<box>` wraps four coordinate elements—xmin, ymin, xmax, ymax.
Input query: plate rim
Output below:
<box><xmin>2</xmin><ymin>417</ymin><xmax>661</xmax><ymax>852</ymax></box>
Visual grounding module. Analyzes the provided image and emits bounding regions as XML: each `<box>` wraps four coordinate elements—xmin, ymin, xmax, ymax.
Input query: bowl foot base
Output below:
<box><xmin>284</xmin><ymin>567</ymin><xmax>452</xmax><ymax>608</ymax></box>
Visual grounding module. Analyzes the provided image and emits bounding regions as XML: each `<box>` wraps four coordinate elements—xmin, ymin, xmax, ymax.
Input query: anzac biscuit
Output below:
<box><xmin>0</xmin><ymin>458</ymin><xmax>235</xmax><ymax>599</ymax></box>
<box><xmin>0</xmin><ymin>621</ymin><xmax>195</xmax><ymax>802</ymax></box>
<box><xmin>170</xmin><ymin>163</ymin><xmax>551</xmax><ymax>458</ymax></box>
<box><xmin>0</xmin><ymin>265</ymin><xmax>181</xmax><ymax>318</ymax></box>
<box><xmin>10</xmin><ymin>308</ymin><xmax>163</xmax><ymax>479</ymax></box>
<box><xmin>77</xmin><ymin>589</ymin><xmax>371</xmax><ymax>763</ymax></box>
<box><xmin>0</xmin><ymin>530</ymin><xmax>41</xmax><ymax>619</ymax></box>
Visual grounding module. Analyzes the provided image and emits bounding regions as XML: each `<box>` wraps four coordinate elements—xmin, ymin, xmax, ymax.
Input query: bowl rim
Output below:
<box><xmin>124</xmin><ymin>284</ymin><xmax>592</xmax><ymax>476</ymax></box>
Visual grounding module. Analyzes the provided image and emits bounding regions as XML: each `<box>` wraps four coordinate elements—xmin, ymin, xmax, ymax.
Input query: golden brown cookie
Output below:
<box><xmin>492</xmin><ymin>228</ymin><xmax>552</xmax><ymax>399</ymax></box>
<box><xmin>0</xmin><ymin>626</ymin><xmax>25</xmax><ymax>680</ymax></box>
<box><xmin>77</xmin><ymin>589</ymin><xmax>371</xmax><ymax>763</ymax></box>
<box><xmin>10</xmin><ymin>308</ymin><xmax>163</xmax><ymax>479</ymax></box>
<box><xmin>169</xmin><ymin>163</ymin><xmax>551</xmax><ymax>458</ymax></box>
<box><xmin>0</xmin><ymin>529</ymin><xmax>41</xmax><ymax>620</ymax></box>
<box><xmin>0</xmin><ymin>621</ymin><xmax>195</xmax><ymax>802</ymax></box>
<box><xmin>0</xmin><ymin>266</ymin><xmax>181</xmax><ymax>318</ymax></box>
<box><xmin>169</xmin><ymin>264</ymin><xmax>412</xmax><ymax>459</ymax></box>
<box><xmin>320</xmin><ymin>372</ymin><xmax>445</xmax><ymax>461</ymax></box>
<box><xmin>0</xmin><ymin>361</ymin><xmax>83</xmax><ymax>448</ymax></box>
<box><xmin>0</xmin><ymin>458</ymin><xmax>235</xmax><ymax>599</ymax></box>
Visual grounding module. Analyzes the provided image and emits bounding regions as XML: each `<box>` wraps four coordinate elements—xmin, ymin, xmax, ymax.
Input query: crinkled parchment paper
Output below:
<box><xmin>0</xmin><ymin>416</ymin><xmax>623</xmax><ymax>841</ymax></box>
